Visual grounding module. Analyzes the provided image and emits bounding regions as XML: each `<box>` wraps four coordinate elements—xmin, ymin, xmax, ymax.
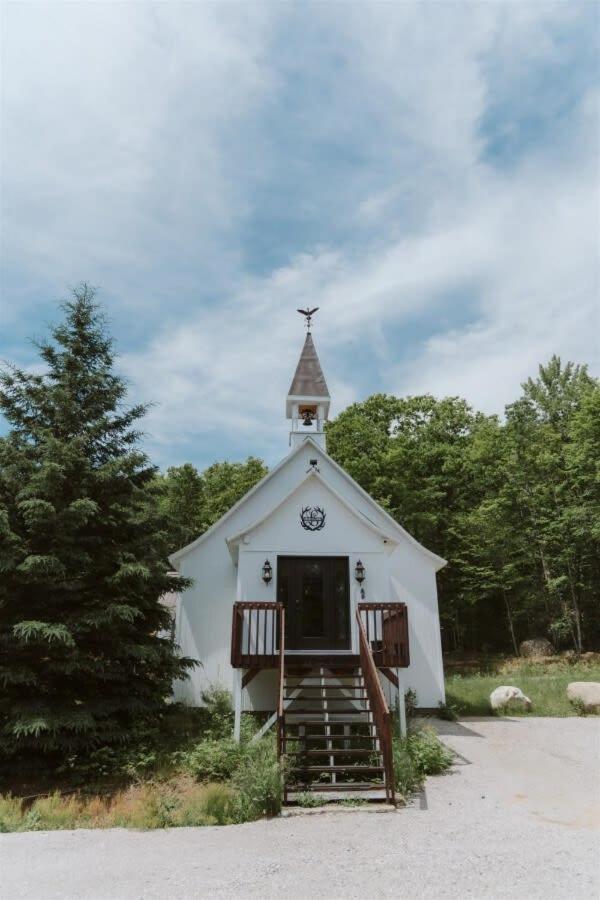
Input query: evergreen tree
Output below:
<box><xmin>0</xmin><ymin>286</ymin><xmax>195</xmax><ymax>770</ymax></box>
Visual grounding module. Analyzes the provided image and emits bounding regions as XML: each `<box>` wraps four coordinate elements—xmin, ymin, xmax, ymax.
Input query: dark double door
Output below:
<box><xmin>277</xmin><ymin>556</ymin><xmax>350</xmax><ymax>651</ymax></box>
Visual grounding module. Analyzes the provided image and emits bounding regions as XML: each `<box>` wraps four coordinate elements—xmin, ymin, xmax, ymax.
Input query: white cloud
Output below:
<box><xmin>1</xmin><ymin>3</ymin><xmax>277</xmax><ymax>304</ymax></box>
<box><xmin>2</xmin><ymin>2</ymin><xmax>598</xmax><ymax>466</ymax></box>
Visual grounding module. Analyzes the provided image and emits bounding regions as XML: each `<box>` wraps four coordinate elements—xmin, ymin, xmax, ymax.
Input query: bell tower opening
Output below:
<box><xmin>286</xmin><ymin>308</ymin><xmax>330</xmax><ymax>451</ymax></box>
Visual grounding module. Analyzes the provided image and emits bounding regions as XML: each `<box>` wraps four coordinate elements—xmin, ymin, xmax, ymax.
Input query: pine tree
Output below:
<box><xmin>0</xmin><ymin>285</ymin><xmax>195</xmax><ymax>771</ymax></box>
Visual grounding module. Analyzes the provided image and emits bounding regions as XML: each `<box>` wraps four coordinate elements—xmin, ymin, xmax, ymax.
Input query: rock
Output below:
<box><xmin>519</xmin><ymin>639</ymin><xmax>555</xmax><ymax>658</ymax></box>
<box><xmin>567</xmin><ymin>682</ymin><xmax>600</xmax><ymax>713</ymax></box>
<box><xmin>490</xmin><ymin>686</ymin><xmax>532</xmax><ymax>712</ymax></box>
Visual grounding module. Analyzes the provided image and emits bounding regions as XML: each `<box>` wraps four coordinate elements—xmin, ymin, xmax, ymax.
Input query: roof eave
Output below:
<box><xmin>225</xmin><ymin>467</ymin><xmax>400</xmax><ymax>553</ymax></box>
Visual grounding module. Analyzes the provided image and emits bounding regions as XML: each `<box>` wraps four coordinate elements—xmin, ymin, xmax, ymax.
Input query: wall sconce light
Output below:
<box><xmin>354</xmin><ymin>559</ymin><xmax>366</xmax><ymax>599</ymax></box>
<box><xmin>262</xmin><ymin>559</ymin><xmax>273</xmax><ymax>585</ymax></box>
<box><xmin>354</xmin><ymin>559</ymin><xmax>365</xmax><ymax>584</ymax></box>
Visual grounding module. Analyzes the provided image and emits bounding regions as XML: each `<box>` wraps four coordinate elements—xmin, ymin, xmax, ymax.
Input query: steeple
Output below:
<box><xmin>287</xmin><ymin>311</ymin><xmax>330</xmax><ymax>450</ymax></box>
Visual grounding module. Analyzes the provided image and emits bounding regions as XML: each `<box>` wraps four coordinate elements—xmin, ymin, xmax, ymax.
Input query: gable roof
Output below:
<box><xmin>288</xmin><ymin>332</ymin><xmax>330</xmax><ymax>399</ymax></box>
<box><xmin>169</xmin><ymin>436</ymin><xmax>447</xmax><ymax>571</ymax></box>
<box><xmin>225</xmin><ymin>468</ymin><xmax>399</xmax><ymax>561</ymax></box>
<box><xmin>169</xmin><ymin>438</ymin><xmax>309</xmax><ymax>564</ymax></box>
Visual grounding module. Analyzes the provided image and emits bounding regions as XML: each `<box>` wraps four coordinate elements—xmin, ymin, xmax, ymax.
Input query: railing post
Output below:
<box><xmin>356</xmin><ymin>608</ymin><xmax>395</xmax><ymax>804</ymax></box>
<box><xmin>396</xmin><ymin>666</ymin><xmax>407</xmax><ymax>738</ymax></box>
<box><xmin>233</xmin><ymin>667</ymin><xmax>242</xmax><ymax>743</ymax></box>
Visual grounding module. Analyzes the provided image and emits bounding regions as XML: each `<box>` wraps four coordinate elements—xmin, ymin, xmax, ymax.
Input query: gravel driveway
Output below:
<box><xmin>1</xmin><ymin>717</ymin><xmax>598</xmax><ymax>900</ymax></box>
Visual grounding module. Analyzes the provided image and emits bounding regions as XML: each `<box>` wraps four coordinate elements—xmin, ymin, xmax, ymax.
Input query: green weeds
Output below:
<box><xmin>393</xmin><ymin>725</ymin><xmax>454</xmax><ymax>797</ymax></box>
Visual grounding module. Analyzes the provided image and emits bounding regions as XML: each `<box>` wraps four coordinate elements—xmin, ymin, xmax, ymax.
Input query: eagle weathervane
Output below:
<box><xmin>297</xmin><ymin>307</ymin><xmax>319</xmax><ymax>332</ymax></box>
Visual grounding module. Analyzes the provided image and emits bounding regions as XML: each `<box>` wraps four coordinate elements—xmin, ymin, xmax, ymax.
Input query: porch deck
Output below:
<box><xmin>231</xmin><ymin>601</ymin><xmax>409</xmax><ymax>803</ymax></box>
<box><xmin>231</xmin><ymin>601</ymin><xmax>409</xmax><ymax>671</ymax></box>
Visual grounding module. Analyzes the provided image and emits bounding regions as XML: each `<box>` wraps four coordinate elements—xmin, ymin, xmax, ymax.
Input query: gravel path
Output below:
<box><xmin>1</xmin><ymin>717</ymin><xmax>598</xmax><ymax>900</ymax></box>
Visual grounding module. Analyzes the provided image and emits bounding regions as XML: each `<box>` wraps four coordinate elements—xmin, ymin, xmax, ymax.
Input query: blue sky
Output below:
<box><xmin>1</xmin><ymin>2</ymin><xmax>598</xmax><ymax>470</ymax></box>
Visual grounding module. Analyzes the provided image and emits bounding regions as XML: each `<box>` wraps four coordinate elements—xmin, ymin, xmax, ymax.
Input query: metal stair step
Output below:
<box><xmin>285</xmin><ymin>679</ymin><xmax>362</xmax><ymax>686</ymax></box>
<box><xmin>285</xmin><ymin>695</ymin><xmax>369</xmax><ymax>702</ymax></box>
<box><xmin>285</xmin><ymin>692</ymin><xmax>368</xmax><ymax>697</ymax></box>
<box><xmin>285</xmin><ymin>706</ymin><xmax>370</xmax><ymax>711</ymax></box>
<box><xmin>287</xmin><ymin>782</ymin><xmax>386</xmax><ymax>793</ymax></box>
<box><xmin>285</xmin><ymin>707</ymin><xmax>371</xmax><ymax>725</ymax></box>
<box><xmin>285</xmin><ymin>732</ymin><xmax>379</xmax><ymax>749</ymax></box>
<box><xmin>290</xmin><ymin>765</ymin><xmax>384</xmax><ymax>774</ymax></box>
<box><xmin>285</xmin><ymin>731</ymin><xmax>378</xmax><ymax>749</ymax></box>
<box><xmin>291</xmin><ymin>748</ymin><xmax>380</xmax><ymax>757</ymax></box>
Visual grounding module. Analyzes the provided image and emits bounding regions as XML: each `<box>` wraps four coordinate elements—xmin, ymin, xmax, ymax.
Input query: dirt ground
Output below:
<box><xmin>1</xmin><ymin>717</ymin><xmax>598</xmax><ymax>900</ymax></box>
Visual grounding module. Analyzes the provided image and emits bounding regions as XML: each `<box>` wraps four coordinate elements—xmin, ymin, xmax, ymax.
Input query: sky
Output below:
<box><xmin>1</xmin><ymin>1</ymin><xmax>598</xmax><ymax>470</ymax></box>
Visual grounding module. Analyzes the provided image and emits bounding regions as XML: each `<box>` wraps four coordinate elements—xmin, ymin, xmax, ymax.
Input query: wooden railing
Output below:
<box><xmin>357</xmin><ymin>603</ymin><xmax>409</xmax><ymax>669</ymax></box>
<box><xmin>356</xmin><ymin>609</ymin><xmax>395</xmax><ymax>804</ymax></box>
<box><xmin>277</xmin><ymin>606</ymin><xmax>286</xmax><ymax>786</ymax></box>
<box><xmin>231</xmin><ymin>602</ymin><xmax>286</xmax><ymax>792</ymax></box>
<box><xmin>231</xmin><ymin>602</ymin><xmax>284</xmax><ymax>669</ymax></box>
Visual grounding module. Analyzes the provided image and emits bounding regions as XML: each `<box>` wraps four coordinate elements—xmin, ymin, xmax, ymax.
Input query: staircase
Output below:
<box><xmin>282</xmin><ymin>666</ymin><xmax>394</xmax><ymax>804</ymax></box>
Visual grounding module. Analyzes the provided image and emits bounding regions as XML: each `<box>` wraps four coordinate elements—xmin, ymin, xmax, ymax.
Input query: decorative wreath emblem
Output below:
<box><xmin>300</xmin><ymin>506</ymin><xmax>326</xmax><ymax>531</ymax></box>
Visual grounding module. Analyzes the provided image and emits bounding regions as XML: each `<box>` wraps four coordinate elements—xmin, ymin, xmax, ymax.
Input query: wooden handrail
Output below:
<box><xmin>277</xmin><ymin>606</ymin><xmax>286</xmax><ymax>776</ymax></box>
<box><xmin>278</xmin><ymin>606</ymin><xmax>285</xmax><ymax>721</ymax></box>
<box><xmin>356</xmin><ymin>609</ymin><xmax>395</xmax><ymax>804</ymax></box>
<box><xmin>231</xmin><ymin>602</ymin><xmax>284</xmax><ymax>668</ymax></box>
<box><xmin>357</xmin><ymin>602</ymin><xmax>409</xmax><ymax>668</ymax></box>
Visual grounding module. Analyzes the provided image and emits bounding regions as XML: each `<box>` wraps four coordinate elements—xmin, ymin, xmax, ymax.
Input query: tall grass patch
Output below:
<box><xmin>446</xmin><ymin>662</ymin><xmax>600</xmax><ymax>716</ymax></box>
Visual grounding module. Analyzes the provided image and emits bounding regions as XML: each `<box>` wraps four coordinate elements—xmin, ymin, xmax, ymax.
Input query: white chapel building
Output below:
<box><xmin>169</xmin><ymin>318</ymin><xmax>447</xmax><ymax>730</ymax></box>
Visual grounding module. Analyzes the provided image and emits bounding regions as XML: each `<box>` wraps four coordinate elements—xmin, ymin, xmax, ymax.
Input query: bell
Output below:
<box><xmin>302</xmin><ymin>410</ymin><xmax>314</xmax><ymax>427</ymax></box>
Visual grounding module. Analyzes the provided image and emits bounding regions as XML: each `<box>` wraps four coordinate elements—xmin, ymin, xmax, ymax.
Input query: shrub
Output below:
<box><xmin>201</xmin><ymin>685</ymin><xmax>234</xmax><ymax>739</ymax></box>
<box><xmin>392</xmin><ymin>740</ymin><xmax>421</xmax><ymax>796</ymax></box>
<box><xmin>437</xmin><ymin>701</ymin><xmax>458</xmax><ymax>721</ymax></box>
<box><xmin>404</xmin><ymin>688</ymin><xmax>418</xmax><ymax>719</ymax></box>
<box><xmin>231</xmin><ymin>736</ymin><xmax>283</xmax><ymax>821</ymax></box>
<box><xmin>0</xmin><ymin>795</ymin><xmax>23</xmax><ymax>832</ymax></box>
<box><xmin>409</xmin><ymin>726</ymin><xmax>454</xmax><ymax>776</ymax></box>
<box><xmin>393</xmin><ymin>726</ymin><xmax>453</xmax><ymax>796</ymax></box>
<box><xmin>177</xmin><ymin>738</ymin><xmax>243</xmax><ymax>782</ymax></box>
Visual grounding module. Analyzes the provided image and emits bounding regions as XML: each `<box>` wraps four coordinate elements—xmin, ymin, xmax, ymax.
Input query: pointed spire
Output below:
<box><xmin>288</xmin><ymin>332</ymin><xmax>330</xmax><ymax>399</ymax></box>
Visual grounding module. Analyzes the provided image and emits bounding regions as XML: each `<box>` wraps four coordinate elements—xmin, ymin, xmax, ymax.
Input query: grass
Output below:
<box><xmin>14</xmin><ymin>655</ymin><xmax>593</xmax><ymax>831</ymax></box>
<box><xmin>445</xmin><ymin>659</ymin><xmax>600</xmax><ymax>717</ymax></box>
<box><xmin>0</xmin><ymin>778</ymin><xmax>239</xmax><ymax>832</ymax></box>
<box><xmin>295</xmin><ymin>792</ymin><xmax>327</xmax><ymax>808</ymax></box>
<box><xmin>0</xmin><ymin>686</ymin><xmax>284</xmax><ymax>833</ymax></box>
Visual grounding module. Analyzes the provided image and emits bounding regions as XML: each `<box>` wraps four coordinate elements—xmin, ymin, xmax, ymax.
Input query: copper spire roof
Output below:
<box><xmin>288</xmin><ymin>332</ymin><xmax>330</xmax><ymax>398</ymax></box>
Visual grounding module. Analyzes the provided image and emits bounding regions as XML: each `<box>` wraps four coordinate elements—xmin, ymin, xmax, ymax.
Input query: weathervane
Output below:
<box><xmin>297</xmin><ymin>307</ymin><xmax>319</xmax><ymax>332</ymax></box>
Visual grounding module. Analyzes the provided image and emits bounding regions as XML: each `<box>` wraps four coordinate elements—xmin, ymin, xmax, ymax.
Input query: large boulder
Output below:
<box><xmin>519</xmin><ymin>639</ymin><xmax>555</xmax><ymax>658</ymax></box>
<box><xmin>567</xmin><ymin>682</ymin><xmax>600</xmax><ymax>713</ymax></box>
<box><xmin>490</xmin><ymin>686</ymin><xmax>532</xmax><ymax>712</ymax></box>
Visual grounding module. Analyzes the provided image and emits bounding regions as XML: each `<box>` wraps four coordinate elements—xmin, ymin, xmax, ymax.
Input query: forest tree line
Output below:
<box><xmin>159</xmin><ymin>358</ymin><xmax>600</xmax><ymax>655</ymax></box>
<box><xmin>1</xmin><ymin>288</ymin><xmax>598</xmax><ymax>771</ymax></box>
<box><xmin>1</xmin><ymin>287</ymin><xmax>598</xmax><ymax>774</ymax></box>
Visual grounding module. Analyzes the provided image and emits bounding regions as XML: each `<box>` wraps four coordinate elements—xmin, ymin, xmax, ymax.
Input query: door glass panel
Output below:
<box><xmin>278</xmin><ymin>569</ymin><xmax>290</xmax><ymax>645</ymax></box>
<box><xmin>301</xmin><ymin>562</ymin><xmax>325</xmax><ymax>638</ymax></box>
<box><xmin>277</xmin><ymin>556</ymin><xmax>350</xmax><ymax>649</ymax></box>
<box><xmin>333</xmin><ymin>560</ymin><xmax>350</xmax><ymax>642</ymax></box>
